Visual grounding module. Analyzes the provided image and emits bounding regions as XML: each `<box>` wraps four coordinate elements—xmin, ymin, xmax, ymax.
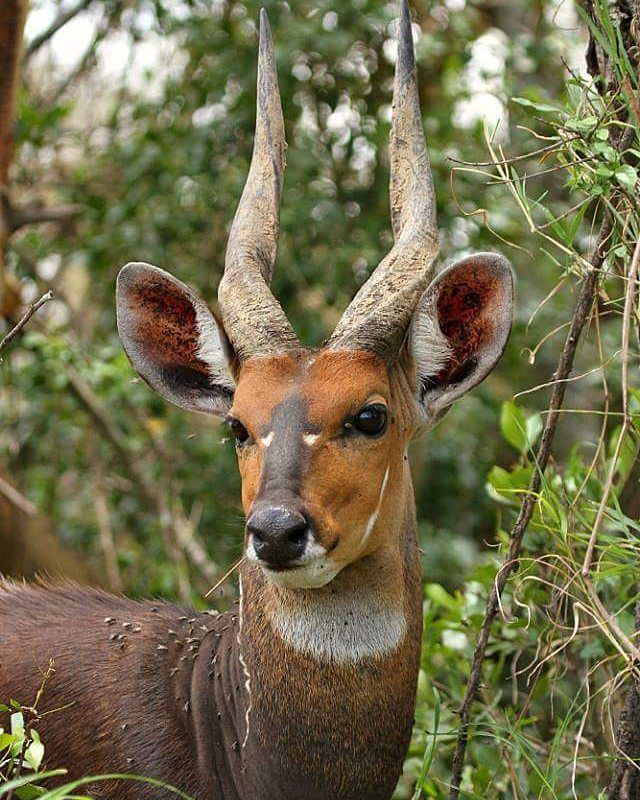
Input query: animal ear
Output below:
<box><xmin>408</xmin><ymin>253</ymin><xmax>514</xmax><ymax>426</ymax></box>
<box><xmin>116</xmin><ymin>262</ymin><xmax>236</xmax><ymax>417</ymax></box>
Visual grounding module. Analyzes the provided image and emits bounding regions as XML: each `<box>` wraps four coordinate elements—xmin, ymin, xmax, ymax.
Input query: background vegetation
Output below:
<box><xmin>0</xmin><ymin>0</ymin><xmax>639</xmax><ymax>797</ymax></box>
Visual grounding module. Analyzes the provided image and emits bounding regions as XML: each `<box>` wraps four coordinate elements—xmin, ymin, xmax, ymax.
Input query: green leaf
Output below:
<box><xmin>525</xmin><ymin>413</ymin><xmax>543</xmax><ymax>451</ymax></box>
<box><xmin>593</xmin><ymin>142</ymin><xmax>616</xmax><ymax>160</ymax></box>
<box><xmin>616</xmin><ymin>164</ymin><xmax>637</xmax><ymax>192</ymax></box>
<box><xmin>511</xmin><ymin>97</ymin><xmax>559</xmax><ymax>114</ymax></box>
<box><xmin>595</xmin><ymin>165</ymin><xmax>613</xmax><ymax>178</ymax></box>
<box><xmin>15</xmin><ymin>784</ymin><xmax>47</xmax><ymax>800</ymax></box>
<box><xmin>424</xmin><ymin>583</ymin><xmax>458</xmax><ymax>611</ymax></box>
<box><xmin>411</xmin><ymin>686</ymin><xmax>440</xmax><ymax>800</ymax></box>
<box><xmin>566</xmin><ymin>115</ymin><xmax>598</xmax><ymax>133</ymax></box>
<box><xmin>500</xmin><ymin>401</ymin><xmax>527</xmax><ymax>452</ymax></box>
<box><xmin>487</xmin><ymin>465</ymin><xmax>533</xmax><ymax>505</ymax></box>
<box><xmin>10</xmin><ymin>713</ymin><xmax>24</xmax><ymax>737</ymax></box>
<box><xmin>25</xmin><ymin>730</ymin><xmax>45</xmax><ymax>771</ymax></box>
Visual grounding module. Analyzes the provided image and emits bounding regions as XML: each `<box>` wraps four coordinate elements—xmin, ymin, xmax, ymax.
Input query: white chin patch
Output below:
<box><xmin>245</xmin><ymin>537</ymin><xmax>342</xmax><ymax>589</ymax></box>
<box><xmin>262</xmin><ymin>559</ymin><xmax>343</xmax><ymax>589</ymax></box>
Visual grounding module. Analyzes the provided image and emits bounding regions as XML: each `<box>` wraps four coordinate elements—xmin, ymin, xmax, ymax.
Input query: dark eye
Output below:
<box><xmin>228</xmin><ymin>418</ymin><xmax>249</xmax><ymax>444</ymax></box>
<box><xmin>351</xmin><ymin>404</ymin><xmax>388</xmax><ymax>437</ymax></box>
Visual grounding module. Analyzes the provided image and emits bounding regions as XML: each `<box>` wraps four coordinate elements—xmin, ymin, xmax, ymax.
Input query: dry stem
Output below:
<box><xmin>0</xmin><ymin>290</ymin><xmax>52</xmax><ymax>355</ymax></box>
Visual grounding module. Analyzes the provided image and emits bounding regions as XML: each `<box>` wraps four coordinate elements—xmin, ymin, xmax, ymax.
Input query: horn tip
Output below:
<box><xmin>397</xmin><ymin>0</ymin><xmax>415</xmax><ymax>74</ymax></box>
<box><xmin>259</xmin><ymin>7</ymin><xmax>272</xmax><ymax>38</ymax></box>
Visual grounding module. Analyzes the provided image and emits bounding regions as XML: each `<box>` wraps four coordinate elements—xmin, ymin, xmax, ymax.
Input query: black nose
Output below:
<box><xmin>247</xmin><ymin>506</ymin><xmax>308</xmax><ymax>568</ymax></box>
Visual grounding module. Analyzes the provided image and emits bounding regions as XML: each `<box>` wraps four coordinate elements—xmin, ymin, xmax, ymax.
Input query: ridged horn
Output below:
<box><xmin>327</xmin><ymin>0</ymin><xmax>439</xmax><ymax>360</ymax></box>
<box><xmin>218</xmin><ymin>8</ymin><xmax>299</xmax><ymax>362</ymax></box>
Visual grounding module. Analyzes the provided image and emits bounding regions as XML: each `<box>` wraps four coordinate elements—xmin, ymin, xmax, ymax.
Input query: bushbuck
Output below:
<box><xmin>0</xmin><ymin>3</ymin><xmax>514</xmax><ymax>799</ymax></box>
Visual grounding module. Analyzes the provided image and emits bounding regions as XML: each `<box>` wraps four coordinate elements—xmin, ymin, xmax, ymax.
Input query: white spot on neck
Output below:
<box><xmin>361</xmin><ymin>465</ymin><xmax>390</xmax><ymax>547</ymax></box>
<box><xmin>260</xmin><ymin>431</ymin><xmax>274</xmax><ymax>448</ymax></box>
<box><xmin>237</xmin><ymin>575</ymin><xmax>252</xmax><ymax>749</ymax></box>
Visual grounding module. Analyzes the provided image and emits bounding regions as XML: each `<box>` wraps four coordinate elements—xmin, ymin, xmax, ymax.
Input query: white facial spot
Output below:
<box><xmin>361</xmin><ymin>465</ymin><xmax>390</xmax><ymax>547</ymax></box>
<box><xmin>260</xmin><ymin>431</ymin><xmax>274</xmax><ymax>448</ymax></box>
<box><xmin>303</xmin><ymin>433</ymin><xmax>320</xmax><ymax>446</ymax></box>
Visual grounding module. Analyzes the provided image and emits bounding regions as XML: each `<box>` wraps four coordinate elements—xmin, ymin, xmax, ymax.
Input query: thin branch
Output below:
<box><xmin>90</xmin><ymin>448</ymin><xmax>122</xmax><ymax>592</ymax></box>
<box><xmin>448</xmin><ymin>218</ymin><xmax>612</xmax><ymax>800</ymax></box>
<box><xmin>0</xmin><ymin>290</ymin><xmax>52</xmax><ymax>355</ymax></box>
<box><xmin>204</xmin><ymin>557</ymin><xmax>245</xmax><ymax>599</ymax></box>
<box><xmin>24</xmin><ymin>0</ymin><xmax>95</xmax><ymax>60</ymax></box>
<box><xmin>0</xmin><ymin>474</ymin><xmax>37</xmax><ymax>516</ymax></box>
<box><xmin>9</xmin><ymin>202</ymin><xmax>83</xmax><ymax>232</ymax></box>
<box><xmin>608</xmin><ymin>591</ymin><xmax>640</xmax><ymax>799</ymax></box>
<box><xmin>582</xmin><ymin>236</ymin><xmax>640</xmax><ymax>575</ymax></box>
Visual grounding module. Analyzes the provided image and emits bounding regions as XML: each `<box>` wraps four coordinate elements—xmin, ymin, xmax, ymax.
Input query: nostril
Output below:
<box><xmin>287</xmin><ymin>526</ymin><xmax>307</xmax><ymax>547</ymax></box>
<box><xmin>246</xmin><ymin>506</ymin><xmax>309</xmax><ymax>566</ymax></box>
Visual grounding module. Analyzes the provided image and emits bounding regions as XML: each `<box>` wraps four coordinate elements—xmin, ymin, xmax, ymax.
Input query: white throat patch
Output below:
<box><xmin>268</xmin><ymin>582</ymin><xmax>406</xmax><ymax>664</ymax></box>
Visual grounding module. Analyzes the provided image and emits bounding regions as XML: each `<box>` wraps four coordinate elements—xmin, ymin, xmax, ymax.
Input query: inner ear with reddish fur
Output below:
<box><xmin>409</xmin><ymin>253</ymin><xmax>514</xmax><ymax>422</ymax></box>
<box><xmin>117</xmin><ymin>262</ymin><xmax>236</xmax><ymax>416</ymax></box>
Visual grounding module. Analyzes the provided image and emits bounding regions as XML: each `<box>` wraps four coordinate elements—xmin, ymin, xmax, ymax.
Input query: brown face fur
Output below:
<box><xmin>231</xmin><ymin>350</ymin><xmax>412</xmax><ymax>587</ymax></box>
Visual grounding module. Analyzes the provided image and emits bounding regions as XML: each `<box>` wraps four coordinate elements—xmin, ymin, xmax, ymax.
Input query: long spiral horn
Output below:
<box><xmin>218</xmin><ymin>9</ymin><xmax>299</xmax><ymax>362</ymax></box>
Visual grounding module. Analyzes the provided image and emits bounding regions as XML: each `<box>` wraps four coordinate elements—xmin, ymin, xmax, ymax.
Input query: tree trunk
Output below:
<box><xmin>0</xmin><ymin>0</ymin><xmax>27</xmax><ymax>319</ymax></box>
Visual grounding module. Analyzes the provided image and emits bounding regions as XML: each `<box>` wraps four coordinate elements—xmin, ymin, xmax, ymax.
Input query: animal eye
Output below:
<box><xmin>228</xmin><ymin>418</ymin><xmax>249</xmax><ymax>444</ymax></box>
<box><xmin>352</xmin><ymin>404</ymin><xmax>388</xmax><ymax>437</ymax></box>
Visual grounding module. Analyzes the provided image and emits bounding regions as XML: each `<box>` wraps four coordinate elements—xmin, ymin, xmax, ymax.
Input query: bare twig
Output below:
<box><xmin>0</xmin><ymin>290</ymin><xmax>52</xmax><ymax>355</ymax></box>
<box><xmin>608</xmin><ymin>592</ymin><xmax>640</xmax><ymax>799</ymax></box>
<box><xmin>48</xmin><ymin>0</ymin><xmax>125</xmax><ymax>104</ymax></box>
<box><xmin>0</xmin><ymin>474</ymin><xmax>37</xmax><ymax>516</ymax></box>
<box><xmin>582</xmin><ymin>236</ymin><xmax>640</xmax><ymax>575</ymax></box>
<box><xmin>8</xmin><ymin>202</ymin><xmax>83</xmax><ymax>232</ymax></box>
<box><xmin>90</xmin><ymin>449</ymin><xmax>122</xmax><ymax>592</ymax></box>
<box><xmin>448</xmin><ymin>219</ymin><xmax>612</xmax><ymax>800</ymax></box>
<box><xmin>204</xmin><ymin>557</ymin><xmax>245</xmax><ymax>599</ymax></box>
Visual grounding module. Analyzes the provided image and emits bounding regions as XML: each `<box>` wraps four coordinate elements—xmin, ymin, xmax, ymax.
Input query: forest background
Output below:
<box><xmin>1</xmin><ymin>0</ymin><xmax>639</xmax><ymax>797</ymax></box>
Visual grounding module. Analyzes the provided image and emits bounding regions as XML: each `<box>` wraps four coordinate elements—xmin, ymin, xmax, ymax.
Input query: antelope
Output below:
<box><xmin>0</xmin><ymin>4</ymin><xmax>513</xmax><ymax>799</ymax></box>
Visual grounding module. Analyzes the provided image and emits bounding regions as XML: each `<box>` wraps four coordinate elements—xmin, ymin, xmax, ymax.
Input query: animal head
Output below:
<box><xmin>116</xmin><ymin>3</ymin><xmax>513</xmax><ymax>590</ymax></box>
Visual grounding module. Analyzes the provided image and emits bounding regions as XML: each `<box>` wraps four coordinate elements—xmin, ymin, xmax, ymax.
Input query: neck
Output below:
<box><xmin>232</xmin><ymin>477</ymin><xmax>422</xmax><ymax>800</ymax></box>
<box><xmin>180</xmin><ymin>475</ymin><xmax>422</xmax><ymax>800</ymax></box>
<box><xmin>255</xmin><ymin>546</ymin><xmax>407</xmax><ymax>663</ymax></box>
